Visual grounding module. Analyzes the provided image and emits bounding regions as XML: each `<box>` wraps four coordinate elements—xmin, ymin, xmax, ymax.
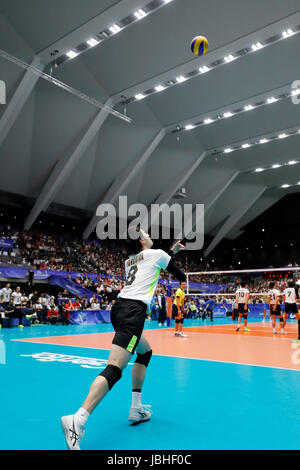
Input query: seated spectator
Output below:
<box><xmin>47</xmin><ymin>305</ymin><xmax>59</xmax><ymax>325</ymax></box>
<box><xmin>81</xmin><ymin>298</ymin><xmax>89</xmax><ymax>310</ymax></box>
<box><xmin>58</xmin><ymin>301</ymin><xmax>70</xmax><ymax>325</ymax></box>
<box><xmin>72</xmin><ymin>297</ymin><xmax>81</xmax><ymax>310</ymax></box>
<box><xmin>91</xmin><ymin>298</ymin><xmax>100</xmax><ymax>310</ymax></box>
<box><xmin>34</xmin><ymin>300</ymin><xmax>47</xmax><ymax>323</ymax></box>
<box><xmin>21</xmin><ymin>292</ymin><xmax>29</xmax><ymax>307</ymax></box>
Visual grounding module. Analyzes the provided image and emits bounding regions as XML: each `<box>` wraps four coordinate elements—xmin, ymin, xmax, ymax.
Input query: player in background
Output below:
<box><xmin>173</xmin><ymin>282</ymin><xmax>186</xmax><ymax>337</ymax></box>
<box><xmin>262</xmin><ymin>293</ymin><xmax>269</xmax><ymax>324</ymax></box>
<box><xmin>61</xmin><ymin>230</ymin><xmax>186</xmax><ymax>450</ymax></box>
<box><xmin>235</xmin><ymin>281</ymin><xmax>250</xmax><ymax>332</ymax></box>
<box><xmin>267</xmin><ymin>281</ymin><xmax>282</xmax><ymax>335</ymax></box>
<box><xmin>203</xmin><ymin>297</ymin><xmax>215</xmax><ymax>322</ymax></box>
<box><xmin>282</xmin><ymin>280</ymin><xmax>298</xmax><ymax>335</ymax></box>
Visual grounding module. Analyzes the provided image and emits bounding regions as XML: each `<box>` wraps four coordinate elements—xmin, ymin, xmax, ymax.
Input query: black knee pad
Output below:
<box><xmin>135</xmin><ymin>350</ymin><xmax>152</xmax><ymax>368</ymax></box>
<box><xmin>99</xmin><ymin>365</ymin><xmax>122</xmax><ymax>390</ymax></box>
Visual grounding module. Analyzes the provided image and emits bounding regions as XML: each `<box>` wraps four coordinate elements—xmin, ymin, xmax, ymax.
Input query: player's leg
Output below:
<box><xmin>243</xmin><ymin>312</ymin><xmax>250</xmax><ymax>332</ymax></box>
<box><xmin>280</xmin><ymin>310</ymin><xmax>286</xmax><ymax>334</ymax></box>
<box><xmin>236</xmin><ymin>312</ymin><xmax>242</xmax><ymax>331</ymax></box>
<box><xmin>82</xmin><ymin>344</ymin><xmax>131</xmax><ymax>414</ymax></box>
<box><xmin>129</xmin><ymin>335</ymin><xmax>153</xmax><ymax>423</ymax></box>
<box><xmin>178</xmin><ymin>318</ymin><xmax>187</xmax><ymax>337</ymax></box>
<box><xmin>272</xmin><ymin>312</ymin><xmax>277</xmax><ymax>334</ymax></box>
<box><xmin>61</xmin><ymin>344</ymin><xmax>131</xmax><ymax>450</ymax></box>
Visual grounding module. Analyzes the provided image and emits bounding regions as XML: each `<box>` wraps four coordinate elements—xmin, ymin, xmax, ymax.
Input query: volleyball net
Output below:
<box><xmin>183</xmin><ymin>266</ymin><xmax>300</xmax><ymax>319</ymax></box>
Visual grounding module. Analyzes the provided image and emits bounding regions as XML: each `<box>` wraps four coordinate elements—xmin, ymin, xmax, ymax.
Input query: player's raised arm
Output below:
<box><xmin>165</xmin><ymin>241</ymin><xmax>186</xmax><ymax>282</ymax></box>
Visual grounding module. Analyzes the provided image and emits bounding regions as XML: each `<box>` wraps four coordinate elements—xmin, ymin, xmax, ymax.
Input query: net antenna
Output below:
<box><xmin>0</xmin><ymin>48</ymin><xmax>132</xmax><ymax>124</ymax></box>
<box><xmin>186</xmin><ymin>266</ymin><xmax>300</xmax><ymax>296</ymax></box>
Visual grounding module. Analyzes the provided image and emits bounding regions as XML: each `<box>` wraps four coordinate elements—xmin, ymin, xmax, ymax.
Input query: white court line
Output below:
<box><xmin>11</xmin><ymin>335</ymin><xmax>300</xmax><ymax>371</ymax></box>
<box><xmin>11</xmin><ymin>339</ymin><xmax>300</xmax><ymax>372</ymax></box>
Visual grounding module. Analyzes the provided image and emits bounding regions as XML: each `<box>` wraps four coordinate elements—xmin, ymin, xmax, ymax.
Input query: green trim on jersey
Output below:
<box><xmin>147</xmin><ymin>267</ymin><xmax>161</xmax><ymax>297</ymax></box>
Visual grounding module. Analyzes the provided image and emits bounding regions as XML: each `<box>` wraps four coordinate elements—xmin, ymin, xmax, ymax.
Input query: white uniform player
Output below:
<box><xmin>119</xmin><ymin>249</ymin><xmax>171</xmax><ymax>312</ymax></box>
<box><xmin>283</xmin><ymin>281</ymin><xmax>298</xmax><ymax>334</ymax></box>
<box><xmin>61</xmin><ymin>233</ymin><xmax>186</xmax><ymax>450</ymax></box>
<box><xmin>235</xmin><ymin>282</ymin><xmax>250</xmax><ymax>331</ymax></box>
<box><xmin>267</xmin><ymin>283</ymin><xmax>282</xmax><ymax>334</ymax></box>
<box><xmin>11</xmin><ymin>289</ymin><xmax>22</xmax><ymax>306</ymax></box>
<box><xmin>1</xmin><ymin>285</ymin><xmax>12</xmax><ymax>305</ymax></box>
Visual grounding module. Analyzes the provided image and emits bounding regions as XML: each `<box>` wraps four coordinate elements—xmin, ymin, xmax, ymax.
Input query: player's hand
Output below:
<box><xmin>170</xmin><ymin>240</ymin><xmax>185</xmax><ymax>255</ymax></box>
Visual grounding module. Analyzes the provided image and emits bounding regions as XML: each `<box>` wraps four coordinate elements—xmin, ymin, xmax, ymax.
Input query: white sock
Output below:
<box><xmin>75</xmin><ymin>407</ymin><xmax>90</xmax><ymax>425</ymax></box>
<box><xmin>132</xmin><ymin>391</ymin><xmax>142</xmax><ymax>408</ymax></box>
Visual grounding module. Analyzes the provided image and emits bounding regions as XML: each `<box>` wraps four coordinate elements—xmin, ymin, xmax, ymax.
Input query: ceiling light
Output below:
<box><xmin>278</xmin><ymin>133</ymin><xmax>287</xmax><ymax>139</ymax></box>
<box><xmin>255</xmin><ymin>168</ymin><xmax>264</xmax><ymax>172</ymax></box>
<box><xmin>281</xmin><ymin>184</ymin><xmax>290</xmax><ymax>188</ymax></box>
<box><xmin>155</xmin><ymin>84</ymin><xmax>166</xmax><ymax>92</ymax></box>
<box><xmin>282</xmin><ymin>29</ymin><xmax>295</xmax><ymax>38</ymax></box>
<box><xmin>291</xmin><ymin>89</ymin><xmax>300</xmax><ymax>96</ymax></box>
<box><xmin>204</xmin><ymin>118</ymin><xmax>213</xmax><ymax>124</ymax></box>
<box><xmin>109</xmin><ymin>24</ymin><xmax>121</xmax><ymax>34</ymax></box>
<box><xmin>260</xmin><ymin>138</ymin><xmax>269</xmax><ymax>144</ymax></box>
<box><xmin>199</xmin><ymin>66</ymin><xmax>210</xmax><ymax>74</ymax></box>
<box><xmin>176</xmin><ymin>75</ymin><xmax>186</xmax><ymax>83</ymax></box>
<box><xmin>244</xmin><ymin>104</ymin><xmax>254</xmax><ymax>111</ymax></box>
<box><xmin>242</xmin><ymin>143</ymin><xmax>250</xmax><ymax>148</ymax></box>
<box><xmin>251</xmin><ymin>42</ymin><xmax>263</xmax><ymax>51</ymax></box>
<box><xmin>267</xmin><ymin>97</ymin><xmax>278</xmax><ymax>104</ymax></box>
<box><xmin>87</xmin><ymin>38</ymin><xmax>100</xmax><ymax>47</ymax></box>
<box><xmin>223</xmin><ymin>112</ymin><xmax>233</xmax><ymax>118</ymax></box>
<box><xmin>185</xmin><ymin>124</ymin><xmax>194</xmax><ymax>130</ymax></box>
<box><xmin>288</xmin><ymin>160</ymin><xmax>297</xmax><ymax>165</ymax></box>
<box><xmin>224</xmin><ymin>148</ymin><xmax>233</xmax><ymax>153</ymax></box>
<box><xmin>135</xmin><ymin>93</ymin><xmax>145</xmax><ymax>100</ymax></box>
<box><xmin>224</xmin><ymin>54</ymin><xmax>235</xmax><ymax>63</ymax></box>
<box><xmin>163</xmin><ymin>0</ymin><xmax>173</xmax><ymax>3</ymax></box>
<box><xmin>134</xmin><ymin>9</ymin><xmax>147</xmax><ymax>19</ymax></box>
<box><xmin>66</xmin><ymin>50</ymin><xmax>78</xmax><ymax>59</ymax></box>
<box><xmin>272</xmin><ymin>164</ymin><xmax>281</xmax><ymax>169</ymax></box>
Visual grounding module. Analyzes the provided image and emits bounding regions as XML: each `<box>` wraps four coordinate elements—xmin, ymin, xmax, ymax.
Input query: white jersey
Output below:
<box><xmin>1</xmin><ymin>287</ymin><xmax>12</xmax><ymax>302</ymax></box>
<box><xmin>283</xmin><ymin>287</ymin><xmax>297</xmax><ymax>304</ymax></box>
<box><xmin>119</xmin><ymin>249</ymin><xmax>171</xmax><ymax>309</ymax></box>
<box><xmin>236</xmin><ymin>288</ymin><xmax>249</xmax><ymax>303</ymax></box>
<box><xmin>267</xmin><ymin>289</ymin><xmax>280</xmax><ymax>305</ymax></box>
<box><xmin>11</xmin><ymin>291</ymin><xmax>22</xmax><ymax>306</ymax></box>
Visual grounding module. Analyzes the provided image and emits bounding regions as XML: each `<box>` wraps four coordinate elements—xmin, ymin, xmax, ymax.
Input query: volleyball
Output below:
<box><xmin>190</xmin><ymin>35</ymin><xmax>209</xmax><ymax>56</ymax></box>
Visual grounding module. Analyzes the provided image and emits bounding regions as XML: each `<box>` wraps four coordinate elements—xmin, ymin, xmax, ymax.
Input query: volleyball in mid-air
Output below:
<box><xmin>190</xmin><ymin>35</ymin><xmax>209</xmax><ymax>56</ymax></box>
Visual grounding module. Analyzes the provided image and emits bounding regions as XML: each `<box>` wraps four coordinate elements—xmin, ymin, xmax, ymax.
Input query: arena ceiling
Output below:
<box><xmin>0</xmin><ymin>0</ymin><xmax>300</xmax><ymax>255</ymax></box>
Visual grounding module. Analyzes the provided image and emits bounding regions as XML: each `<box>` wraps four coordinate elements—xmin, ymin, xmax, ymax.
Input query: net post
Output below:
<box><xmin>166</xmin><ymin>283</ymin><xmax>172</xmax><ymax>327</ymax></box>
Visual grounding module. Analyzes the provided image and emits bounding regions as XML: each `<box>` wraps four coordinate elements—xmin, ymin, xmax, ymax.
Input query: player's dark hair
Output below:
<box><xmin>269</xmin><ymin>282</ymin><xmax>275</xmax><ymax>289</ymax></box>
<box><xmin>288</xmin><ymin>280</ymin><xmax>295</xmax><ymax>288</ymax></box>
<box><xmin>124</xmin><ymin>225</ymin><xmax>142</xmax><ymax>255</ymax></box>
<box><xmin>240</xmin><ymin>281</ymin><xmax>246</xmax><ymax>288</ymax></box>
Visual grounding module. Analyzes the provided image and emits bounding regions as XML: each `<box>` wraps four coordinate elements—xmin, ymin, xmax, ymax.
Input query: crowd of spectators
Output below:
<box><xmin>0</xmin><ymin>281</ymin><xmax>120</xmax><ymax>327</ymax></box>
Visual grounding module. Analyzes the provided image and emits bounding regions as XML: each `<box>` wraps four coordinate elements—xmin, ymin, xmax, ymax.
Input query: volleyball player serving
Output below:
<box><xmin>61</xmin><ymin>229</ymin><xmax>186</xmax><ymax>450</ymax></box>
